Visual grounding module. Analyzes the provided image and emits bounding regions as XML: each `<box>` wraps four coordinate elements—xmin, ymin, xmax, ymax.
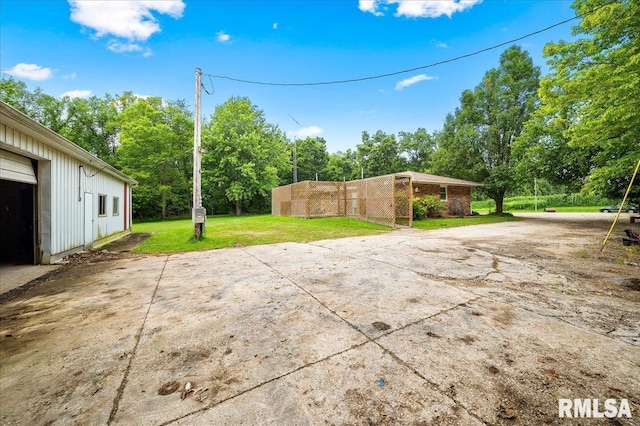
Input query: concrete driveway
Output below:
<box><xmin>1</xmin><ymin>214</ymin><xmax>638</xmax><ymax>425</ymax></box>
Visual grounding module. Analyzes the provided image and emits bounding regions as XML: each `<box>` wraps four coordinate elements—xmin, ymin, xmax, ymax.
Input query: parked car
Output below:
<box><xmin>599</xmin><ymin>203</ymin><xmax>639</xmax><ymax>213</ymax></box>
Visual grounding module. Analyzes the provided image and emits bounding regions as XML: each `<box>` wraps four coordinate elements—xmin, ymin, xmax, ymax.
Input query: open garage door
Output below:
<box><xmin>0</xmin><ymin>150</ymin><xmax>37</xmax><ymax>264</ymax></box>
<box><xmin>1</xmin><ymin>149</ymin><xmax>37</xmax><ymax>184</ymax></box>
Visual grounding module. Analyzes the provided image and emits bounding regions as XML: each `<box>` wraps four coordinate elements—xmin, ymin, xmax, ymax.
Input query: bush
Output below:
<box><xmin>413</xmin><ymin>195</ymin><xmax>447</xmax><ymax>220</ymax></box>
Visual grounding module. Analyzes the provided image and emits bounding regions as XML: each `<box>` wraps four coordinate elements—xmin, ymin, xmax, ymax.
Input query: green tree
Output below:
<box><xmin>433</xmin><ymin>46</ymin><xmax>540</xmax><ymax>213</ymax></box>
<box><xmin>533</xmin><ymin>0</ymin><xmax>640</xmax><ymax>199</ymax></box>
<box><xmin>323</xmin><ymin>150</ymin><xmax>359</xmax><ymax>181</ymax></box>
<box><xmin>294</xmin><ymin>136</ymin><xmax>329</xmax><ymax>181</ymax></box>
<box><xmin>0</xmin><ymin>77</ymin><xmax>41</xmax><ymax>116</ymax></box>
<box><xmin>0</xmin><ymin>78</ymin><xmax>121</xmax><ymax>163</ymax></box>
<box><xmin>398</xmin><ymin>128</ymin><xmax>436</xmax><ymax>172</ymax></box>
<box><xmin>357</xmin><ymin>130</ymin><xmax>407</xmax><ymax>177</ymax></box>
<box><xmin>117</xmin><ymin>96</ymin><xmax>193</xmax><ymax>219</ymax></box>
<box><xmin>61</xmin><ymin>95</ymin><xmax>120</xmax><ymax>163</ymax></box>
<box><xmin>202</xmin><ymin>97</ymin><xmax>289</xmax><ymax>216</ymax></box>
<box><xmin>514</xmin><ymin>106</ymin><xmax>596</xmax><ymax>193</ymax></box>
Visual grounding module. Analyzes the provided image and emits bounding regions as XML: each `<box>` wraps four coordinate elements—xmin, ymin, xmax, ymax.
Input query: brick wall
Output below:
<box><xmin>447</xmin><ymin>186</ymin><xmax>472</xmax><ymax>216</ymax></box>
<box><xmin>413</xmin><ymin>184</ymin><xmax>472</xmax><ymax>216</ymax></box>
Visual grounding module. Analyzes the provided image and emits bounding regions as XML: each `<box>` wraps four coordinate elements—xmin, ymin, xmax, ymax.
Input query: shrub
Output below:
<box><xmin>413</xmin><ymin>195</ymin><xmax>446</xmax><ymax>220</ymax></box>
<box><xmin>413</xmin><ymin>199</ymin><xmax>427</xmax><ymax>220</ymax></box>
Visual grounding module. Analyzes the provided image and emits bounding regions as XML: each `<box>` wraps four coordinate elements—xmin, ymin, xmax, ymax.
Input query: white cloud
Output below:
<box><xmin>107</xmin><ymin>40</ymin><xmax>153</xmax><ymax>56</ymax></box>
<box><xmin>293</xmin><ymin>125</ymin><xmax>323</xmax><ymax>139</ymax></box>
<box><xmin>68</xmin><ymin>0</ymin><xmax>185</xmax><ymax>41</ymax></box>
<box><xmin>60</xmin><ymin>90</ymin><xmax>92</xmax><ymax>99</ymax></box>
<box><xmin>273</xmin><ymin>22</ymin><xmax>278</xmax><ymax>30</ymax></box>
<box><xmin>359</xmin><ymin>0</ymin><xmax>384</xmax><ymax>16</ymax></box>
<box><xmin>360</xmin><ymin>0</ymin><xmax>482</xmax><ymax>18</ymax></box>
<box><xmin>432</xmin><ymin>40</ymin><xmax>448</xmax><ymax>48</ymax></box>
<box><xmin>395</xmin><ymin>74</ymin><xmax>437</xmax><ymax>90</ymax></box>
<box><xmin>4</xmin><ymin>63</ymin><xmax>53</xmax><ymax>81</ymax></box>
<box><xmin>217</xmin><ymin>31</ymin><xmax>231</xmax><ymax>43</ymax></box>
<box><xmin>62</xmin><ymin>72</ymin><xmax>78</xmax><ymax>79</ymax></box>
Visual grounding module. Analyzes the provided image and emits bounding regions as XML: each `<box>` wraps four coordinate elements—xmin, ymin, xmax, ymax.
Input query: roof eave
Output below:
<box><xmin>1</xmin><ymin>101</ymin><xmax>137</xmax><ymax>185</ymax></box>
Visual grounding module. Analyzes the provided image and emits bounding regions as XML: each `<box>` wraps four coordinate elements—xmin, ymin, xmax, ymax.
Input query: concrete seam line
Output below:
<box><xmin>241</xmin><ymin>248</ymin><xmax>371</xmax><ymax>339</ymax></box>
<box><xmin>368</xmin><ymin>296</ymin><xmax>490</xmax><ymax>425</ymax></box>
<box><xmin>162</xmin><ymin>255</ymin><xmax>481</xmax><ymax>424</ymax></box>
<box><xmin>159</xmin><ymin>340</ymin><xmax>372</xmax><ymax>425</ymax></box>
<box><xmin>370</xmin><ymin>295</ymin><xmax>483</xmax><ymax>342</ymax></box>
<box><xmin>371</xmin><ymin>339</ymin><xmax>491</xmax><ymax>426</ymax></box>
<box><xmin>452</xmin><ymin>282</ymin><xmax>640</xmax><ymax>348</ymax></box>
<box><xmin>107</xmin><ymin>255</ymin><xmax>170</xmax><ymax>425</ymax></box>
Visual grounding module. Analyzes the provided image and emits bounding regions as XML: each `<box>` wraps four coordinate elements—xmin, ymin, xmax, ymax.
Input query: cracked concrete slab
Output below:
<box><xmin>174</xmin><ymin>342</ymin><xmax>485</xmax><ymax>425</ymax></box>
<box><xmin>1</xmin><ymin>213</ymin><xmax>638</xmax><ymax>425</ymax></box>
<box><xmin>378</xmin><ymin>298</ymin><xmax>640</xmax><ymax>425</ymax></box>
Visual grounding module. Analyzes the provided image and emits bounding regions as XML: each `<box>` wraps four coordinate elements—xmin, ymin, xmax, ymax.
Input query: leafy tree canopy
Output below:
<box><xmin>535</xmin><ymin>0</ymin><xmax>640</xmax><ymax>199</ymax></box>
<box><xmin>432</xmin><ymin>45</ymin><xmax>540</xmax><ymax>213</ymax></box>
<box><xmin>201</xmin><ymin>96</ymin><xmax>289</xmax><ymax>215</ymax></box>
<box><xmin>294</xmin><ymin>136</ymin><xmax>329</xmax><ymax>182</ymax></box>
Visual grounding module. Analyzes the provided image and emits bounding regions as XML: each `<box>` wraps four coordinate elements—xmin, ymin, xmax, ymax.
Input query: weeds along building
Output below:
<box><xmin>0</xmin><ymin>100</ymin><xmax>137</xmax><ymax>265</ymax></box>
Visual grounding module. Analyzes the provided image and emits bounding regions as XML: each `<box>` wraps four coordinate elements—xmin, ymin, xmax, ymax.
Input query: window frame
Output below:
<box><xmin>439</xmin><ymin>186</ymin><xmax>448</xmax><ymax>201</ymax></box>
<box><xmin>98</xmin><ymin>194</ymin><xmax>107</xmax><ymax>217</ymax></box>
<box><xmin>113</xmin><ymin>196</ymin><xmax>120</xmax><ymax>216</ymax></box>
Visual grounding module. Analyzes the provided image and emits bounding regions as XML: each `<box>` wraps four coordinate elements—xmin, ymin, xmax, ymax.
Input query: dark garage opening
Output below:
<box><xmin>0</xmin><ymin>179</ymin><xmax>35</xmax><ymax>265</ymax></box>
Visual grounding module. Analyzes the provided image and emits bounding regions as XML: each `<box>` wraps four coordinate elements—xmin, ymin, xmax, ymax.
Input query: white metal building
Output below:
<box><xmin>0</xmin><ymin>100</ymin><xmax>136</xmax><ymax>265</ymax></box>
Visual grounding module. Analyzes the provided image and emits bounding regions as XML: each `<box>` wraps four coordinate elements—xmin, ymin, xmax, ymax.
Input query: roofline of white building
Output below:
<box><xmin>1</xmin><ymin>100</ymin><xmax>137</xmax><ymax>185</ymax></box>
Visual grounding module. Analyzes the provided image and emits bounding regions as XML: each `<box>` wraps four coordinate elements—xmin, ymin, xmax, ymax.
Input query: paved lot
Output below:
<box><xmin>1</xmin><ymin>213</ymin><xmax>639</xmax><ymax>425</ymax></box>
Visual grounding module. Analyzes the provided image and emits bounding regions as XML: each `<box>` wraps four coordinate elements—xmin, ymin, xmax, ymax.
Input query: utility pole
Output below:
<box><xmin>288</xmin><ymin>114</ymin><xmax>301</xmax><ymax>183</ymax></box>
<box><xmin>192</xmin><ymin>67</ymin><xmax>206</xmax><ymax>238</ymax></box>
<box><xmin>293</xmin><ymin>140</ymin><xmax>298</xmax><ymax>183</ymax></box>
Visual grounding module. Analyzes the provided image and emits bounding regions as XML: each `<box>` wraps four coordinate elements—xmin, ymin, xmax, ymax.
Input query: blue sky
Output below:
<box><xmin>1</xmin><ymin>0</ymin><xmax>577</xmax><ymax>153</ymax></box>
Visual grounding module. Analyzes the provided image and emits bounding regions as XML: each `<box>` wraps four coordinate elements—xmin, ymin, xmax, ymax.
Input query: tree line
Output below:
<box><xmin>1</xmin><ymin>0</ymin><xmax>637</xmax><ymax>218</ymax></box>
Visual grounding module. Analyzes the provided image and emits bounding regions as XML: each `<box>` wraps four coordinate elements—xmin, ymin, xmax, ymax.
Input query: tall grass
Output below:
<box><xmin>472</xmin><ymin>194</ymin><xmax>614</xmax><ymax>212</ymax></box>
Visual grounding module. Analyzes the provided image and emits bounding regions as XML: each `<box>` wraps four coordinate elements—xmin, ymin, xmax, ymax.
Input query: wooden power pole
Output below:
<box><xmin>192</xmin><ymin>67</ymin><xmax>206</xmax><ymax>238</ymax></box>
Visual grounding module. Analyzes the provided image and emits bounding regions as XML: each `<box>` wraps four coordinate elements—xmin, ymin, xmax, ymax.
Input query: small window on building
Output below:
<box><xmin>99</xmin><ymin>194</ymin><xmax>107</xmax><ymax>216</ymax></box>
<box><xmin>113</xmin><ymin>196</ymin><xmax>120</xmax><ymax>216</ymax></box>
<box><xmin>439</xmin><ymin>186</ymin><xmax>448</xmax><ymax>201</ymax></box>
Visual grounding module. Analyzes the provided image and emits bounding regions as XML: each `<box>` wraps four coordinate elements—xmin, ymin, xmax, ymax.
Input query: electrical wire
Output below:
<box><xmin>81</xmin><ymin>164</ymin><xmax>108</xmax><ymax>177</ymax></box>
<box><xmin>202</xmin><ymin>74</ymin><xmax>215</xmax><ymax>95</ymax></box>
<box><xmin>205</xmin><ymin>0</ymin><xmax>618</xmax><ymax>87</ymax></box>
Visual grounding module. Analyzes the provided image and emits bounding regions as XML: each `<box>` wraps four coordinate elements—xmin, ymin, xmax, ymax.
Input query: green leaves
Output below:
<box><xmin>117</xmin><ymin>96</ymin><xmax>194</xmax><ymax>219</ymax></box>
<box><xmin>201</xmin><ymin>97</ymin><xmax>289</xmax><ymax>215</ymax></box>
<box><xmin>433</xmin><ymin>46</ymin><xmax>540</xmax><ymax>213</ymax></box>
<box><xmin>534</xmin><ymin>0</ymin><xmax>640</xmax><ymax>199</ymax></box>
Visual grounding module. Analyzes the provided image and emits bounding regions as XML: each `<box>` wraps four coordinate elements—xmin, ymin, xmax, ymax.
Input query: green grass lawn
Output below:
<box><xmin>131</xmin><ymin>215</ymin><xmax>390</xmax><ymax>254</ymax></box>
<box><xmin>132</xmin><ymin>214</ymin><xmax>520</xmax><ymax>254</ymax></box>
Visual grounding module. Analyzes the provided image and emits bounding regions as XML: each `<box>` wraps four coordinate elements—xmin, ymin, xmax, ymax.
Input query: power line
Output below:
<box><xmin>205</xmin><ymin>0</ymin><xmax>617</xmax><ymax>87</ymax></box>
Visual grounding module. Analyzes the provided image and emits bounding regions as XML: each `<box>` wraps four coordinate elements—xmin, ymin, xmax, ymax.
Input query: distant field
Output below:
<box><xmin>472</xmin><ymin>194</ymin><xmax>613</xmax><ymax>214</ymax></box>
<box><xmin>473</xmin><ymin>206</ymin><xmax>602</xmax><ymax>215</ymax></box>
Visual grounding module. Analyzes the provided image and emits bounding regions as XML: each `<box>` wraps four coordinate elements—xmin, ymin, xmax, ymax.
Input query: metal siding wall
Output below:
<box><xmin>1</xmin><ymin>122</ymin><xmax>128</xmax><ymax>258</ymax></box>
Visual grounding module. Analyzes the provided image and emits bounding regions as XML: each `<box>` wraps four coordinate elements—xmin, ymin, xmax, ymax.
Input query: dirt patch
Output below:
<box><xmin>158</xmin><ymin>381</ymin><xmax>181</xmax><ymax>395</ymax></box>
<box><xmin>624</xmin><ymin>278</ymin><xmax>640</xmax><ymax>291</ymax></box>
<box><xmin>95</xmin><ymin>232</ymin><xmax>151</xmax><ymax>253</ymax></box>
<box><xmin>372</xmin><ymin>321</ymin><xmax>391</xmax><ymax>331</ymax></box>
